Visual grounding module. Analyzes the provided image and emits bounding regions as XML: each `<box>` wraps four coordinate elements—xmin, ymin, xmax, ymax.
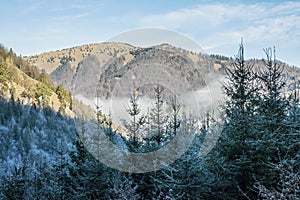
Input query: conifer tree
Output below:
<box><xmin>122</xmin><ymin>86</ymin><xmax>145</xmax><ymax>148</ymax></box>
<box><xmin>253</xmin><ymin>47</ymin><xmax>296</xmax><ymax>190</ymax></box>
<box><xmin>149</xmin><ymin>84</ymin><xmax>168</xmax><ymax>145</ymax></box>
<box><xmin>216</xmin><ymin>41</ymin><xmax>258</xmax><ymax>198</ymax></box>
<box><xmin>257</xmin><ymin>47</ymin><xmax>288</xmax><ymax>132</ymax></box>
<box><xmin>168</xmin><ymin>95</ymin><xmax>181</xmax><ymax>136</ymax></box>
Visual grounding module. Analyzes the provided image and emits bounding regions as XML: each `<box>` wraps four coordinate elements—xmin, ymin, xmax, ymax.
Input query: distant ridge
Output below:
<box><xmin>24</xmin><ymin>42</ymin><xmax>300</xmax><ymax>102</ymax></box>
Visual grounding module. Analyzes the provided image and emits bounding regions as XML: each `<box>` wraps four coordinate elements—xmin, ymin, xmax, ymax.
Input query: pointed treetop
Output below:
<box><xmin>236</xmin><ymin>38</ymin><xmax>244</xmax><ymax>61</ymax></box>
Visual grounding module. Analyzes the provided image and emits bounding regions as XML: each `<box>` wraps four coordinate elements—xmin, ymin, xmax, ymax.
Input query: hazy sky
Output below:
<box><xmin>1</xmin><ymin>0</ymin><xmax>300</xmax><ymax>66</ymax></box>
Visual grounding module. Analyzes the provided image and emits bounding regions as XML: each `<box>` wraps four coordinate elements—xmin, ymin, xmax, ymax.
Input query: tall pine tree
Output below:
<box><xmin>122</xmin><ymin>86</ymin><xmax>145</xmax><ymax>149</ymax></box>
<box><xmin>216</xmin><ymin>41</ymin><xmax>258</xmax><ymax>198</ymax></box>
<box><xmin>149</xmin><ymin>84</ymin><xmax>168</xmax><ymax>146</ymax></box>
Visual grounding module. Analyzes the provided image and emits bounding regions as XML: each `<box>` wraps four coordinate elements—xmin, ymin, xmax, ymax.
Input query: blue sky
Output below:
<box><xmin>1</xmin><ymin>0</ymin><xmax>300</xmax><ymax>66</ymax></box>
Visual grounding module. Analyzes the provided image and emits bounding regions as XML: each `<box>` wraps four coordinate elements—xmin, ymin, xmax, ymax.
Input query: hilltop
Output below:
<box><xmin>24</xmin><ymin>42</ymin><xmax>230</xmax><ymax>101</ymax></box>
<box><xmin>23</xmin><ymin>42</ymin><xmax>300</xmax><ymax>112</ymax></box>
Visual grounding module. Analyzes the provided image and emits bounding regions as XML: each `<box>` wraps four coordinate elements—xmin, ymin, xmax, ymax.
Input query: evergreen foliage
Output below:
<box><xmin>149</xmin><ymin>84</ymin><xmax>169</xmax><ymax>145</ymax></box>
<box><xmin>0</xmin><ymin>42</ymin><xmax>299</xmax><ymax>199</ymax></box>
<box><xmin>211</xmin><ymin>43</ymin><xmax>300</xmax><ymax>199</ymax></box>
<box><xmin>122</xmin><ymin>86</ymin><xmax>146</xmax><ymax>149</ymax></box>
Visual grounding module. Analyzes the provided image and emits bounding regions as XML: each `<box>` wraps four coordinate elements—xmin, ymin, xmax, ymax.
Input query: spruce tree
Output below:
<box><xmin>122</xmin><ymin>86</ymin><xmax>145</xmax><ymax>148</ymax></box>
<box><xmin>216</xmin><ymin>41</ymin><xmax>257</xmax><ymax>198</ymax></box>
<box><xmin>257</xmin><ymin>47</ymin><xmax>288</xmax><ymax>132</ymax></box>
<box><xmin>253</xmin><ymin>47</ymin><xmax>296</xmax><ymax>190</ymax></box>
<box><xmin>168</xmin><ymin>95</ymin><xmax>181</xmax><ymax>137</ymax></box>
<box><xmin>149</xmin><ymin>84</ymin><xmax>168</xmax><ymax>145</ymax></box>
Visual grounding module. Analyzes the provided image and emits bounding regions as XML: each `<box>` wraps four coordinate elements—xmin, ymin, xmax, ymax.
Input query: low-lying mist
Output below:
<box><xmin>74</xmin><ymin>75</ymin><xmax>225</xmax><ymax>128</ymax></box>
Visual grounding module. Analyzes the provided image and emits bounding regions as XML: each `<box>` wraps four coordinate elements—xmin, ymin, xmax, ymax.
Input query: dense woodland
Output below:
<box><xmin>0</xmin><ymin>42</ymin><xmax>299</xmax><ymax>199</ymax></box>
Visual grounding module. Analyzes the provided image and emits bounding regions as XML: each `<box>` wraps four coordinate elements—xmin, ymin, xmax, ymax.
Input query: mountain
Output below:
<box><xmin>25</xmin><ymin>43</ymin><xmax>136</xmax><ymax>97</ymax></box>
<box><xmin>24</xmin><ymin>42</ymin><xmax>300</xmax><ymax>117</ymax></box>
<box><xmin>24</xmin><ymin>43</ymin><xmax>229</xmax><ymax>101</ymax></box>
<box><xmin>12</xmin><ymin>41</ymin><xmax>300</xmax><ymax>155</ymax></box>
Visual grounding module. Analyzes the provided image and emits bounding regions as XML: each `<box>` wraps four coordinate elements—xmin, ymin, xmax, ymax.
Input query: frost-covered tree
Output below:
<box><xmin>257</xmin><ymin>47</ymin><xmax>288</xmax><ymax>132</ymax></box>
<box><xmin>286</xmin><ymin>78</ymin><xmax>300</xmax><ymax>157</ymax></box>
<box><xmin>1</xmin><ymin>165</ymin><xmax>28</xmax><ymax>199</ymax></box>
<box><xmin>152</xmin><ymin>114</ymin><xmax>218</xmax><ymax>199</ymax></box>
<box><xmin>253</xmin><ymin>47</ymin><xmax>300</xmax><ymax>192</ymax></box>
<box><xmin>214</xmin><ymin>44</ymin><xmax>299</xmax><ymax>199</ymax></box>
<box><xmin>109</xmin><ymin>171</ymin><xmax>140</xmax><ymax>200</ymax></box>
<box><xmin>0</xmin><ymin>96</ymin><xmax>86</xmax><ymax>199</ymax></box>
<box><xmin>149</xmin><ymin>84</ymin><xmax>169</xmax><ymax>145</ymax></box>
<box><xmin>155</xmin><ymin>134</ymin><xmax>204</xmax><ymax>199</ymax></box>
<box><xmin>287</xmin><ymin>78</ymin><xmax>300</xmax><ymax>126</ymax></box>
<box><xmin>215</xmin><ymin>41</ymin><xmax>258</xmax><ymax>198</ymax></box>
<box><xmin>256</xmin><ymin>158</ymin><xmax>300</xmax><ymax>199</ymax></box>
<box><xmin>122</xmin><ymin>87</ymin><xmax>146</xmax><ymax>148</ymax></box>
<box><xmin>167</xmin><ymin>95</ymin><xmax>181</xmax><ymax>137</ymax></box>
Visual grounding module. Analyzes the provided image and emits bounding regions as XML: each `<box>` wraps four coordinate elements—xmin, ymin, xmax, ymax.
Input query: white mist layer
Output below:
<box><xmin>74</xmin><ymin>75</ymin><xmax>225</xmax><ymax>127</ymax></box>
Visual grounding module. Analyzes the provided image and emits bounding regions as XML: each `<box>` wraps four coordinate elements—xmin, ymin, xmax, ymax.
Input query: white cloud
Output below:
<box><xmin>140</xmin><ymin>3</ymin><xmax>266</xmax><ymax>28</ymax></box>
<box><xmin>139</xmin><ymin>2</ymin><xmax>300</xmax><ymax>52</ymax></box>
